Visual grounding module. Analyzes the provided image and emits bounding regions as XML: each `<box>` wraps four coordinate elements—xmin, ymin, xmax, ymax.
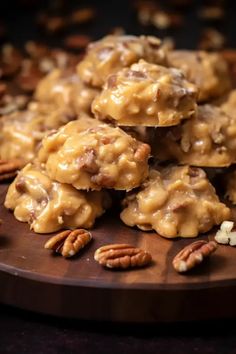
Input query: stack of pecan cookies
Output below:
<box><xmin>3</xmin><ymin>34</ymin><xmax>236</xmax><ymax>239</ymax></box>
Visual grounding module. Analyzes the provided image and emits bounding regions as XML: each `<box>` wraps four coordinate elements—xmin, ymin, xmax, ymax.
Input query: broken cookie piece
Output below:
<box><xmin>121</xmin><ymin>165</ymin><xmax>230</xmax><ymax>238</ymax></box>
<box><xmin>92</xmin><ymin>59</ymin><xmax>198</xmax><ymax>126</ymax></box>
<box><xmin>4</xmin><ymin>162</ymin><xmax>111</xmax><ymax>233</ymax></box>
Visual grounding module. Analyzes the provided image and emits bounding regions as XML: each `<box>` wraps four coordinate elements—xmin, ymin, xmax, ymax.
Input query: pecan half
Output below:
<box><xmin>94</xmin><ymin>243</ymin><xmax>152</xmax><ymax>269</ymax></box>
<box><xmin>172</xmin><ymin>240</ymin><xmax>217</xmax><ymax>273</ymax></box>
<box><xmin>44</xmin><ymin>229</ymin><xmax>92</xmax><ymax>258</ymax></box>
<box><xmin>0</xmin><ymin>159</ymin><xmax>24</xmax><ymax>181</ymax></box>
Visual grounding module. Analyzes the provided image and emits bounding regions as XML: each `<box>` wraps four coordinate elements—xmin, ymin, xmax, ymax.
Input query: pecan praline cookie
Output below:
<box><xmin>153</xmin><ymin>104</ymin><xmax>236</xmax><ymax>167</ymax></box>
<box><xmin>35</xmin><ymin>68</ymin><xmax>99</xmax><ymax>115</ymax></box>
<box><xmin>0</xmin><ymin>102</ymin><xmax>77</xmax><ymax>164</ymax></box>
<box><xmin>4</xmin><ymin>162</ymin><xmax>111</xmax><ymax>233</ymax></box>
<box><xmin>38</xmin><ymin>118</ymin><xmax>150</xmax><ymax>191</ymax></box>
<box><xmin>77</xmin><ymin>35</ymin><xmax>168</xmax><ymax>88</ymax></box>
<box><xmin>121</xmin><ymin>165</ymin><xmax>230</xmax><ymax>238</ymax></box>
<box><xmin>92</xmin><ymin>59</ymin><xmax>198</xmax><ymax>127</ymax></box>
<box><xmin>167</xmin><ymin>50</ymin><xmax>231</xmax><ymax>102</ymax></box>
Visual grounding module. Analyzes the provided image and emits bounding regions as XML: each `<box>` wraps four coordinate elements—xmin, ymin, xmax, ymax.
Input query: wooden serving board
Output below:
<box><xmin>1</xmin><ymin>183</ymin><xmax>236</xmax><ymax>323</ymax></box>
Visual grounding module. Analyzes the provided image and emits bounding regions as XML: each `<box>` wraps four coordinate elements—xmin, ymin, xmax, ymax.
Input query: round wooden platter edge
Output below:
<box><xmin>1</xmin><ymin>183</ymin><xmax>236</xmax><ymax>322</ymax></box>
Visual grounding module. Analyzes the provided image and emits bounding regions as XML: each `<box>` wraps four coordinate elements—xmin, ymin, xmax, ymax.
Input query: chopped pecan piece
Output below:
<box><xmin>198</xmin><ymin>28</ymin><xmax>225</xmax><ymax>51</ymax></box>
<box><xmin>64</xmin><ymin>35</ymin><xmax>91</xmax><ymax>50</ymax></box>
<box><xmin>77</xmin><ymin>149</ymin><xmax>99</xmax><ymax>173</ymax></box>
<box><xmin>69</xmin><ymin>8</ymin><xmax>96</xmax><ymax>25</ymax></box>
<box><xmin>0</xmin><ymin>83</ymin><xmax>6</xmax><ymax>98</ymax></box>
<box><xmin>44</xmin><ymin>16</ymin><xmax>67</xmax><ymax>34</ymax></box>
<box><xmin>152</xmin><ymin>11</ymin><xmax>183</xmax><ymax>30</ymax></box>
<box><xmin>0</xmin><ymin>159</ymin><xmax>24</xmax><ymax>182</ymax></box>
<box><xmin>16</xmin><ymin>60</ymin><xmax>43</xmax><ymax>92</ymax></box>
<box><xmin>0</xmin><ymin>94</ymin><xmax>29</xmax><ymax>115</ymax></box>
<box><xmin>44</xmin><ymin>229</ymin><xmax>92</xmax><ymax>258</ymax></box>
<box><xmin>94</xmin><ymin>243</ymin><xmax>152</xmax><ymax>269</ymax></box>
<box><xmin>198</xmin><ymin>6</ymin><xmax>225</xmax><ymax>21</ymax></box>
<box><xmin>172</xmin><ymin>240</ymin><xmax>217</xmax><ymax>273</ymax></box>
<box><xmin>0</xmin><ymin>44</ymin><xmax>22</xmax><ymax>77</ymax></box>
<box><xmin>91</xmin><ymin>173</ymin><xmax>116</xmax><ymax>188</ymax></box>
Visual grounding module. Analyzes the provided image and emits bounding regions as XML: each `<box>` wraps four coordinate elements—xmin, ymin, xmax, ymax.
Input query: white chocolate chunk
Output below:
<box><xmin>215</xmin><ymin>230</ymin><xmax>230</xmax><ymax>244</ymax></box>
<box><xmin>220</xmin><ymin>220</ymin><xmax>234</xmax><ymax>233</ymax></box>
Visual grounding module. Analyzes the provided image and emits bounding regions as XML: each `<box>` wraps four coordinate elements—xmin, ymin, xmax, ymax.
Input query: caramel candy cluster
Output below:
<box><xmin>38</xmin><ymin>118</ymin><xmax>150</xmax><ymax>191</ymax></box>
<box><xmin>0</xmin><ymin>102</ymin><xmax>78</xmax><ymax>164</ymax></box>
<box><xmin>92</xmin><ymin>59</ymin><xmax>198</xmax><ymax>126</ymax></box>
<box><xmin>153</xmin><ymin>104</ymin><xmax>236</xmax><ymax>167</ymax></box>
<box><xmin>121</xmin><ymin>166</ymin><xmax>230</xmax><ymax>238</ymax></box>
<box><xmin>5</xmin><ymin>163</ymin><xmax>110</xmax><ymax>233</ymax></box>
<box><xmin>3</xmin><ymin>34</ymin><xmax>234</xmax><ymax>237</ymax></box>
<box><xmin>35</xmin><ymin>68</ymin><xmax>99</xmax><ymax>115</ymax></box>
<box><xmin>167</xmin><ymin>50</ymin><xmax>231</xmax><ymax>102</ymax></box>
<box><xmin>77</xmin><ymin>35</ymin><xmax>167</xmax><ymax>87</ymax></box>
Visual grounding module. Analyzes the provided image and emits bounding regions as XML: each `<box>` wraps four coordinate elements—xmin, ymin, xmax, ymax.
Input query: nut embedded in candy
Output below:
<box><xmin>167</xmin><ymin>50</ymin><xmax>231</xmax><ymax>102</ymax></box>
<box><xmin>153</xmin><ymin>104</ymin><xmax>236</xmax><ymax>167</ymax></box>
<box><xmin>77</xmin><ymin>35</ymin><xmax>168</xmax><ymax>87</ymax></box>
<box><xmin>4</xmin><ymin>163</ymin><xmax>111</xmax><ymax>233</ymax></box>
<box><xmin>92</xmin><ymin>59</ymin><xmax>198</xmax><ymax>126</ymax></box>
<box><xmin>38</xmin><ymin>119</ymin><xmax>150</xmax><ymax>191</ymax></box>
<box><xmin>121</xmin><ymin>165</ymin><xmax>230</xmax><ymax>238</ymax></box>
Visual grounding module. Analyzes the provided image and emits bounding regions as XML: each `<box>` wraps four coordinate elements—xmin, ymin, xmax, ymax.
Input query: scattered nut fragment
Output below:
<box><xmin>45</xmin><ymin>16</ymin><xmax>67</xmax><ymax>34</ymax></box>
<box><xmin>94</xmin><ymin>244</ymin><xmax>152</xmax><ymax>269</ymax></box>
<box><xmin>172</xmin><ymin>240</ymin><xmax>218</xmax><ymax>273</ymax></box>
<box><xmin>222</xmin><ymin>49</ymin><xmax>236</xmax><ymax>64</ymax></box>
<box><xmin>152</xmin><ymin>11</ymin><xmax>183</xmax><ymax>30</ymax></box>
<box><xmin>0</xmin><ymin>83</ymin><xmax>6</xmax><ymax>98</ymax></box>
<box><xmin>69</xmin><ymin>8</ymin><xmax>96</xmax><ymax>25</ymax></box>
<box><xmin>198</xmin><ymin>6</ymin><xmax>225</xmax><ymax>21</ymax></box>
<box><xmin>110</xmin><ymin>27</ymin><xmax>125</xmax><ymax>36</ymax></box>
<box><xmin>64</xmin><ymin>35</ymin><xmax>91</xmax><ymax>50</ymax></box>
<box><xmin>25</xmin><ymin>41</ymin><xmax>49</xmax><ymax>59</ymax></box>
<box><xmin>215</xmin><ymin>221</ymin><xmax>236</xmax><ymax>246</ymax></box>
<box><xmin>198</xmin><ymin>28</ymin><xmax>225</xmax><ymax>51</ymax></box>
<box><xmin>16</xmin><ymin>59</ymin><xmax>43</xmax><ymax>92</ymax></box>
<box><xmin>0</xmin><ymin>44</ymin><xmax>23</xmax><ymax>77</ymax></box>
<box><xmin>0</xmin><ymin>159</ymin><xmax>24</xmax><ymax>181</ymax></box>
<box><xmin>44</xmin><ymin>229</ymin><xmax>92</xmax><ymax>258</ymax></box>
<box><xmin>0</xmin><ymin>94</ymin><xmax>29</xmax><ymax>115</ymax></box>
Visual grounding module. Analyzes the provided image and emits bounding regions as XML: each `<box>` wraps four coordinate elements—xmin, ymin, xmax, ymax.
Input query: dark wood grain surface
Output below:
<box><xmin>1</xmin><ymin>182</ymin><xmax>236</xmax><ymax>322</ymax></box>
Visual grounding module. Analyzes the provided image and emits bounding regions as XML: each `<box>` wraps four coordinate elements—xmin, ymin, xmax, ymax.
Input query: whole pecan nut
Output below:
<box><xmin>172</xmin><ymin>240</ymin><xmax>217</xmax><ymax>273</ymax></box>
<box><xmin>94</xmin><ymin>243</ymin><xmax>152</xmax><ymax>269</ymax></box>
<box><xmin>44</xmin><ymin>229</ymin><xmax>92</xmax><ymax>258</ymax></box>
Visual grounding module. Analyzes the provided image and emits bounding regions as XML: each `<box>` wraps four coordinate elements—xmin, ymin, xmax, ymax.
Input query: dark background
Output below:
<box><xmin>1</xmin><ymin>1</ymin><xmax>236</xmax><ymax>353</ymax></box>
<box><xmin>0</xmin><ymin>0</ymin><xmax>236</xmax><ymax>50</ymax></box>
